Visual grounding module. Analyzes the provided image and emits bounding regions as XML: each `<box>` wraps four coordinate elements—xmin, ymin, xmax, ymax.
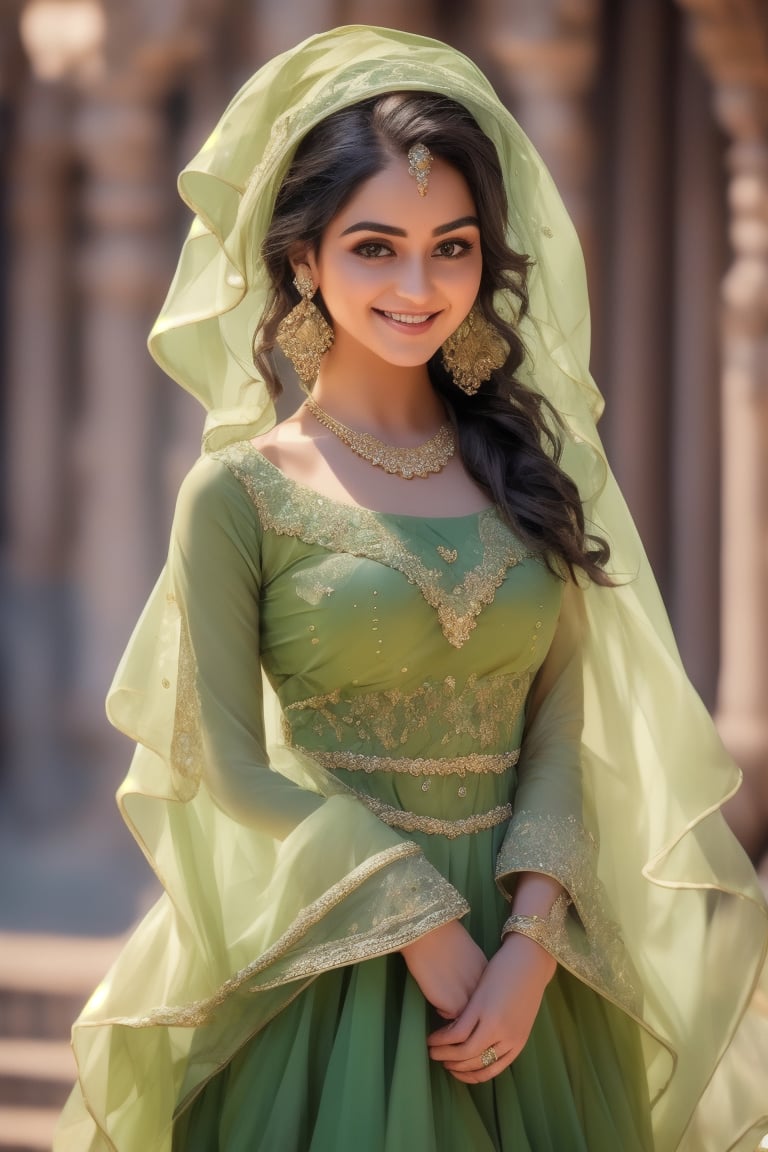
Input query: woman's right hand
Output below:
<box><xmin>401</xmin><ymin>920</ymin><xmax>487</xmax><ymax>1020</ymax></box>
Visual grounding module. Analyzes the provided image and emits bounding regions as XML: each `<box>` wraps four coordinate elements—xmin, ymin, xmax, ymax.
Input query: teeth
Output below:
<box><xmin>383</xmin><ymin>311</ymin><xmax>431</xmax><ymax>324</ymax></box>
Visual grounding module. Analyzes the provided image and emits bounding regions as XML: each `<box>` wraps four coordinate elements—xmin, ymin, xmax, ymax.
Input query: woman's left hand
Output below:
<box><xmin>426</xmin><ymin>932</ymin><xmax>557</xmax><ymax>1082</ymax></box>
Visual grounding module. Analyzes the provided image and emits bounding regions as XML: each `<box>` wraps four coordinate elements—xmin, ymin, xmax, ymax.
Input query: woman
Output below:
<box><xmin>55</xmin><ymin>25</ymin><xmax>768</xmax><ymax>1152</ymax></box>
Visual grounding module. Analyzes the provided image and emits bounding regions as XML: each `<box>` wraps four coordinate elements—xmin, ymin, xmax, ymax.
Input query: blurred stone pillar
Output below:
<box><xmin>678</xmin><ymin>0</ymin><xmax>768</xmax><ymax>857</ymax></box>
<box><xmin>480</xmin><ymin>0</ymin><xmax>602</xmax><ymax>308</ymax></box>
<box><xmin>3</xmin><ymin>80</ymin><xmax>73</xmax><ymax>819</ymax></box>
<box><xmin>247</xmin><ymin>0</ymin><xmax>337</xmax><ymax>64</ymax></box>
<box><xmin>343</xmin><ymin>0</ymin><xmax>434</xmax><ymax>36</ymax></box>
<box><xmin>669</xmin><ymin>36</ymin><xmax>725</xmax><ymax>709</ymax></box>
<box><xmin>72</xmin><ymin>81</ymin><xmax>170</xmax><ymax>776</ymax></box>
<box><xmin>600</xmin><ymin>0</ymin><xmax>675</xmax><ymax>583</ymax></box>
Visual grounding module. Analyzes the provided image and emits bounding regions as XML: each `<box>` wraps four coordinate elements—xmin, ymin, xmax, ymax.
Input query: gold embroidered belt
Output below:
<box><xmin>302</xmin><ymin>748</ymin><xmax>521</xmax><ymax>778</ymax></box>
<box><xmin>356</xmin><ymin>796</ymin><xmax>513</xmax><ymax>839</ymax></box>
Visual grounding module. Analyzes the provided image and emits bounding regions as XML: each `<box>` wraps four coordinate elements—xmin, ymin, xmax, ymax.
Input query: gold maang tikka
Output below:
<box><xmin>407</xmin><ymin>143</ymin><xmax>432</xmax><ymax>196</ymax></box>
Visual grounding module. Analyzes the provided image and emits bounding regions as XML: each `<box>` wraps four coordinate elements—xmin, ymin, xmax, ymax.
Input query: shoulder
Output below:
<box><xmin>174</xmin><ymin>447</ymin><xmax>264</xmax><ymax>542</ymax></box>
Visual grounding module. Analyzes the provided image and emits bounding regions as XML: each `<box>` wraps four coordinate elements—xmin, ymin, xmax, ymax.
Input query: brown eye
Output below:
<box><xmin>354</xmin><ymin>241</ymin><xmax>393</xmax><ymax>258</ymax></box>
<box><xmin>434</xmin><ymin>239</ymin><xmax>473</xmax><ymax>258</ymax></box>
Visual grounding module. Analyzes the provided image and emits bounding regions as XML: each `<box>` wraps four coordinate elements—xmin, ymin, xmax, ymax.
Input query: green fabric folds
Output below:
<box><xmin>55</xmin><ymin>24</ymin><xmax>768</xmax><ymax>1152</ymax></box>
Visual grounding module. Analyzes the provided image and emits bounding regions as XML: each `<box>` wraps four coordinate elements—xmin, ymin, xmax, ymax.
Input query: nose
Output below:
<box><xmin>396</xmin><ymin>256</ymin><xmax>434</xmax><ymax>304</ymax></box>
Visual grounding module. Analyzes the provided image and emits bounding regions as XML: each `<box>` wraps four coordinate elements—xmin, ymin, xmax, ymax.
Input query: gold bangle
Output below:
<box><xmin>502</xmin><ymin>892</ymin><xmax>571</xmax><ymax>946</ymax></box>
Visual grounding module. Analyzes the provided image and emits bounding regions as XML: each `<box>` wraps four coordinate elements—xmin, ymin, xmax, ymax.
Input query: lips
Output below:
<box><xmin>374</xmin><ymin>308</ymin><xmax>440</xmax><ymax>332</ymax></box>
<box><xmin>381</xmin><ymin>311</ymin><xmax>433</xmax><ymax>324</ymax></box>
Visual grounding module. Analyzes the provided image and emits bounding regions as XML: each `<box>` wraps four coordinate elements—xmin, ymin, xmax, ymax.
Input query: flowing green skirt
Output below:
<box><xmin>173</xmin><ymin>825</ymin><xmax>653</xmax><ymax>1152</ymax></box>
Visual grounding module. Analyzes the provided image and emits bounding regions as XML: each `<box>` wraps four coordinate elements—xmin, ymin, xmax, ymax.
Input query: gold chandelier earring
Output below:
<box><xmin>275</xmin><ymin>265</ymin><xmax>334</xmax><ymax>385</ymax></box>
<box><xmin>440</xmin><ymin>307</ymin><xmax>508</xmax><ymax>396</ymax></box>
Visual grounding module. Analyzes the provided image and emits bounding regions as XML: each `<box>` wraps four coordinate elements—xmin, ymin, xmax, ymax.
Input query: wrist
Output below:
<box><xmin>500</xmin><ymin>926</ymin><xmax>557</xmax><ymax>980</ymax></box>
<box><xmin>500</xmin><ymin>891</ymin><xmax>571</xmax><ymax>978</ymax></box>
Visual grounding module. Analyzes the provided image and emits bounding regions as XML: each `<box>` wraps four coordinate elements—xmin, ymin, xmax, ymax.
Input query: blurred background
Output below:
<box><xmin>0</xmin><ymin>0</ymin><xmax>766</xmax><ymax>1143</ymax></box>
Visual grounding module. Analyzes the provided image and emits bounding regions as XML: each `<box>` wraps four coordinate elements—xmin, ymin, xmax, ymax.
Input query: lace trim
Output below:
<box><xmin>495</xmin><ymin>810</ymin><xmax>641</xmax><ymax>1014</ymax></box>
<box><xmin>169</xmin><ymin>613</ymin><xmax>203</xmax><ymax>801</ymax></box>
<box><xmin>282</xmin><ymin>670</ymin><xmax>531</xmax><ymax>752</ymax></box>
<box><xmin>502</xmin><ymin>891</ymin><xmax>571</xmax><ymax>942</ymax></box>
<box><xmin>296</xmin><ymin>748</ymin><xmax>521</xmax><ymax>777</ymax></box>
<box><xmin>244</xmin><ymin>60</ymin><xmax>514</xmax><ymax>204</ymax></box>
<box><xmin>215</xmin><ymin>443</ymin><xmax>530</xmax><ymax>648</ymax></box>
<box><xmin>111</xmin><ymin>841</ymin><xmax>469</xmax><ymax>1026</ymax></box>
<box><xmin>360</xmin><ymin>795</ymin><xmax>512</xmax><ymax>838</ymax></box>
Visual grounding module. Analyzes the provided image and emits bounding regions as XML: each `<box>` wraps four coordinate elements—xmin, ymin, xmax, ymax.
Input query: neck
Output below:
<box><xmin>310</xmin><ymin>348</ymin><xmax>445</xmax><ymax>437</ymax></box>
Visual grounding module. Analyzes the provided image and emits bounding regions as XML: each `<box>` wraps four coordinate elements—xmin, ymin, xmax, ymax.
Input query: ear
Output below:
<box><xmin>287</xmin><ymin>243</ymin><xmax>320</xmax><ymax>286</ymax></box>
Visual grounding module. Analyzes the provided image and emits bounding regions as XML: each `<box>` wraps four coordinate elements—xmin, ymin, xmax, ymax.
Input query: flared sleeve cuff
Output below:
<box><xmin>494</xmin><ymin>809</ymin><xmax>642</xmax><ymax>1016</ymax></box>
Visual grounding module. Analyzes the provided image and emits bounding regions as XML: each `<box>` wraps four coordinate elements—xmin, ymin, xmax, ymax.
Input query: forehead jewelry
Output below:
<box><xmin>407</xmin><ymin>143</ymin><xmax>432</xmax><ymax>197</ymax></box>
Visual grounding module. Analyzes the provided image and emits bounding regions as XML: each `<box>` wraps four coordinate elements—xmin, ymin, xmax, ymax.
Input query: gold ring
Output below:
<box><xmin>480</xmin><ymin>1045</ymin><xmax>498</xmax><ymax>1067</ymax></box>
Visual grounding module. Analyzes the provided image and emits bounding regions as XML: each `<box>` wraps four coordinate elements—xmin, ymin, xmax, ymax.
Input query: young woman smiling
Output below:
<box><xmin>55</xmin><ymin>26</ymin><xmax>768</xmax><ymax>1152</ymax></box>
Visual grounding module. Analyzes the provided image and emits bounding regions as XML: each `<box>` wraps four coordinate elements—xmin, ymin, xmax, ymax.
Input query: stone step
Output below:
<box><xmin>0</xmin><ymin>1038</ymin><xmax>75</xmax><ymax>1109</ymax></box>
<box><xmin>0</xmin><ymin>1104</ymin><xmax>60</xmax><ymax>1152</ymax></box>
<box><xmin>0</xmin><ymin>987</ymin><xmax>84</xmax><ymax>1045</ymax></box>
<box><xmin>0</xmin><ymin>934</ymin><xmax>122</xmax><ymax>1041</ymax></box>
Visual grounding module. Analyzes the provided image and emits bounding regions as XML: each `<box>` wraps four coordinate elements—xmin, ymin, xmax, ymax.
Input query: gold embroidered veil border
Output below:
<box><xmin>56</xmin><ymin>25</ymin><xmax>768</xmax><ymax>1152</ymax></box>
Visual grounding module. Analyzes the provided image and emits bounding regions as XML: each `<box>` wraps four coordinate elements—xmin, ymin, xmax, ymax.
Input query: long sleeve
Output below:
<box><xmin>495</xmin><ymin>579</ymin><xmax>640</xmax><ymax>1013</ymax></box>
<box><xmin>169</xmin><ymin>454</ymin><xmax>326</xmax><ymax>836</ymax></box>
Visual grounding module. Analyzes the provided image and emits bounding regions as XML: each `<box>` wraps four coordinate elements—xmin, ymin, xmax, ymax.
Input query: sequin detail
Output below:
<box><xmin>282</xmin><ymin>671</ymin><xmax>531</xmax><ymax>751</ymax></box>
<box><xmin>112</xmin><ymin>842</ymin><xmax>468</xmax><ymax>1024</ymax></box>
<box><xmin>296</xmin><ymin>748</ymin><xmax>520</xmax><ymax>777</ymax></box>
<box><xmin>169</xmin><ymin>614</ymin><xmax>203</xmax><ymax>801</ymax></box>
<box><xmin>215</xmin><ymin>443</ymin><xmax>529</xmax><ymax>648</ymax></box>
<box><xmin>502</xmin><ymin>892</ymin><xmax>571</xmax><ymax>945</ymax></box>
<box><xmin>496</xmin><ymin>811</ymin><xmax>641</xmax><ymax>1014</ymax></box>
<box><xmin>358</xmin><ymin>795</ymin><xmax>512</xmax><ymax>838</ymax></box>
<box><xmin>293</xmin><ymin>554</ymin><xmax>358</xmax><ymax>605</ymax></box>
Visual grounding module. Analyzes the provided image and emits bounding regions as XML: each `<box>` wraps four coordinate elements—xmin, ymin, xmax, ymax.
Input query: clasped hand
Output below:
<box><xmin>401</xmin><ymin>919</ymin><xmax>556</xmax><ymax>1082</ymax></box>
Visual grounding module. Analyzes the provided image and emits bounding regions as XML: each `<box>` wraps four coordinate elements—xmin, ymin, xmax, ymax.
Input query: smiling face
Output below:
<box><xmin>298</xmin><ymin>153</ymin><xmax>483</xmax><ymax>375</ymax></box>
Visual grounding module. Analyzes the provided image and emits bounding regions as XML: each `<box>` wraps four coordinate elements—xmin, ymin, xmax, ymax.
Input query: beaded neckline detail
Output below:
<box><xmin>214</xmin><ymin>442</ymin><xmax>532</xmax><ymax>649</ymax></box>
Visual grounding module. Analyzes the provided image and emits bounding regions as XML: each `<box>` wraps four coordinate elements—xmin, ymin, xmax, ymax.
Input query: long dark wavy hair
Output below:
<box><xmin>254</xmin><ymin>92</ymin><xmax>611</xmax><ymax>584</ymax></box>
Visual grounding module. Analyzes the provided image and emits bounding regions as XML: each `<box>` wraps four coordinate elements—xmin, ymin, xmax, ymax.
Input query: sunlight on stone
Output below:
<box><xmin>19</xmin><ymin>0</ymin><xmax>105</xmax><ymax>82</ymax></box>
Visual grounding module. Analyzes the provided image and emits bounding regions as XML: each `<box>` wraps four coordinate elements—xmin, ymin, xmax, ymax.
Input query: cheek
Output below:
<box><xmin>319</xmin><ymin>258</ymin><xmax>377</xmax><ymax>303</ymax></box>
<box><xmin>441</xmin><ymin>259</ymin><xmax>482</xmax><ymax>304</ymax></box>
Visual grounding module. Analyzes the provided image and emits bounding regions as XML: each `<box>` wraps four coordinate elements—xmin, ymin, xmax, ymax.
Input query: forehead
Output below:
<box><xmin>330</xmin><ymin>154</ymin><xmax>477</xmax><ymax>231</ymax></box>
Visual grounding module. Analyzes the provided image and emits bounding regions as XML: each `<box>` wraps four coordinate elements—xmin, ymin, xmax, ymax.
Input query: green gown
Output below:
<box><xmin>54</xmin><ymin>27</ymin><xmax>768</xmax><ymax>1152</ymax></box>
<box><xmin>168</xmin><ymin>443</ymin><xmax>652</xmax><ymax>1150</ymax></box>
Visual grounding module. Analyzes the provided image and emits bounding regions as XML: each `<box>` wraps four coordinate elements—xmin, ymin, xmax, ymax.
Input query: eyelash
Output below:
<box><xmin>353</xmin><ymin>239</ymin><xmax>474</xmax><ymax>259</ymax></box>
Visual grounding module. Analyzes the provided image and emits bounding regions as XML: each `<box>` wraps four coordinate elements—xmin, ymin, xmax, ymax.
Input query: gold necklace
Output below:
<box><xmin>304</xmin><ymin>394</ymin><xmax>455</xmax><ymax>480</ymax></box>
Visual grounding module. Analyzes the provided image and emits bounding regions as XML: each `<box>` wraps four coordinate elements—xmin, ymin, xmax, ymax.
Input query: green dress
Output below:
<box><xmin>168</xmin><ymin>443</ymin><xmax>652</xmax><ymax>1151</ymax></box>
<box><xmin>53</xmin><ymin>27</ymin><xmax>768</xmax><ymax>1150</ymax></box>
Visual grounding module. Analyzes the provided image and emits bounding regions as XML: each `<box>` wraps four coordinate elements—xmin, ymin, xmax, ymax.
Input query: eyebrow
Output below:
<box><xmin>339</xmin><ymin>215</ymin><xmax>480</xmax><ymax>238</ymax></box>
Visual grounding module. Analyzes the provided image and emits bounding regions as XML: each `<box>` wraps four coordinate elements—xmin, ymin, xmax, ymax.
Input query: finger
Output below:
<box><xmin>427</xmin><ymin>1006</ymin><xmax>478</xmax><ymax>1046</ymax></box>
<box><xmin>442</xmin><ymin>1045</ymin><xmax>509</xmax><ymax>1073</ymax></box>
<box><xmin>429</xmin><ymin>1026</ymin><xmax>494</xmax><ymax>1062</ymax></box>
<box><xmin>449</xmin><ymin>1049</ymin><xmax>517</xmax><ymax>1083</ymax></box>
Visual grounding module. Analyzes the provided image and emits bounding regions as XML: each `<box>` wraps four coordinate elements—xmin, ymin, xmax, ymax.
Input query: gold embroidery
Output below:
<box><xmin>169</xmin><ymin>614</ymin><xmax>203</xmax><ymax>802</ymax></box>
<box><xmin>110</xmin><ymin>842</ymin><xmax>469</xmax><ymax>1025</ymax></box>
<box><xmin>296</xmin><ymin>748</ymin><xmax>521</xmax><ymax>777</ymax></box>
<box><xmin>293</xmin><ymin>554</ymin><xmax>358</xmax><ymax>605</ymax></box>
<box><xmin>359</xmin><ymin>795</ymin><xmax>512</xmax><ymax>838</ymax></box>
<box><xmin>437</xmin><ymin>546</ymin><xmax>458</xmax><ymax>563</ymax></box>
<box><xmin>495</xmin><ymin>811</ymin><xmax>641</xmax><ymax>1014</ymax></box>
<box><xmin>215</xmin><ymin>443</ymin><xmax>530</xmax><ymax>648</ymax></box>
<box><xmin>502</xmin><ymin>891</ymin><xmax>571</xmax><ymax>942</ymax></box>
<box><xmin>282</xmin><ymin>670</ymin><xmax>531</xmax><ymax>751</ymax></box>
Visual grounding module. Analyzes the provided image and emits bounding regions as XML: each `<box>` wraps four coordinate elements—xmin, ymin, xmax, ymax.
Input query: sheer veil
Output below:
<box><xmin>55</xmin><ymin>26</ymin><xmax>767</xmax><ymax>1152</ymax></box>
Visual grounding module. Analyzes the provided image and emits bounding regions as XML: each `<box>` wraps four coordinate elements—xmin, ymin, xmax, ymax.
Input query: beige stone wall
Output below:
<box><xmin>1</xmin><ymin>0</ymin><xmax>766</xmax><ymax>927</ymax></box>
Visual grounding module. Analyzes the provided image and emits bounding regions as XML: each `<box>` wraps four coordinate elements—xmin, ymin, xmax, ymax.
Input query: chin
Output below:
<box><xmin>372</xmin><ymin>345</ymin><xmax>444</xmax><ymax>370</ymax></box>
